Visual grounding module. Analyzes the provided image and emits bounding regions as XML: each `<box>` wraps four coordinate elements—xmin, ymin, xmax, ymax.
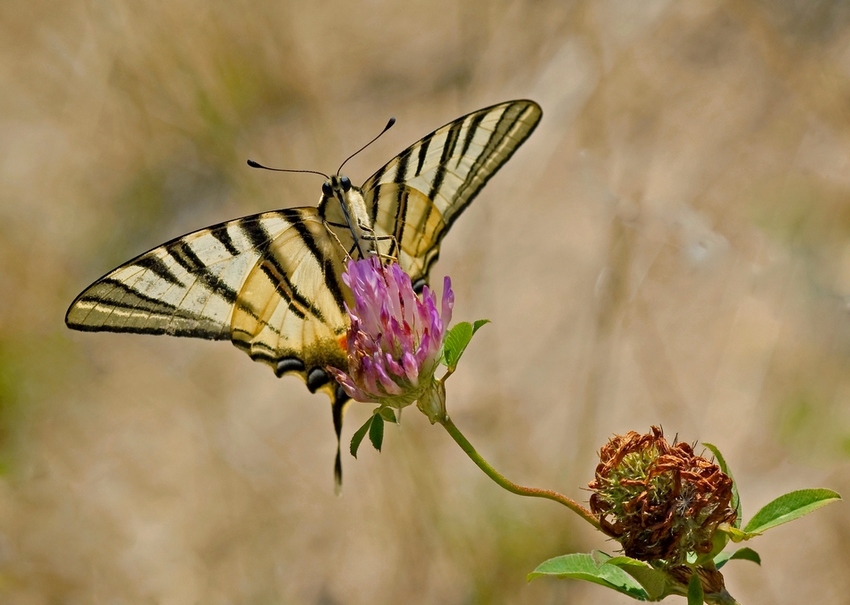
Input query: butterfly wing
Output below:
<box><xmin>67</xmin><ymin>100</ymin><xmax>542</xmax><ymax>482</ymax></box>
<box><xmin>358</xmin><ymin>99</ymin><xmax>542</xmax><ymax>287</ymax></box>
<box><xmin>66</xmin><ymin>208</ymin><xmax>353</xmax><ymax>397</ymax></box>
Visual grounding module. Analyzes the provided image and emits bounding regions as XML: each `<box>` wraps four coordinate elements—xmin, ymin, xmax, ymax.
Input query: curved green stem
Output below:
<box><xmin>438</xmin><ymin>414</ymin><xmax>600</xmax><ymax>529</ymax></box>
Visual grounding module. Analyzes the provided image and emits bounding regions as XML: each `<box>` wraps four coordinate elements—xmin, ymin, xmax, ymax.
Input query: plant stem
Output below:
<box><xmin>438</xmin><ymin>414</ymin><xmax>600</xmax><ymax>529</ymax></box>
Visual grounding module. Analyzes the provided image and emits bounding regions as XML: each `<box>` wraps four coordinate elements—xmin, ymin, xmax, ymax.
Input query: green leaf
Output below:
<box><xmin>714</xmin><ymin>547</ymin><xmax>761</xmax><ymax>569</ymax></box>
<box><xmin>703</xmin><ymin>442</ymin><xmax>740</xmax><ymax>528</ymax></box>
<box><xmin>369</xmin><ymin>413</ymin><xmax>385</xmax><ymax>452</ymax></box>
<box><xmin>606</xmin><ymin>556</ymin><xmax>670</xmax><ymax>600</ymax></box>
<box><xmin>378</xmin><ymin>407</ymin><xmax>397</xmax><ymax>423</ymax></box>
<box><xmin>472</xmin><ymin>318</ymin><xmax>490</xmax><ymax>334</ymax></box>
<box><xmin>350</xmin><ymin>416</ymin><xmax>374</xmax><ymax>458</ymax></box>
<box><xmin>443</xmin><ymin>319</ymin><xmax>489</xmax><ymax>370</ymax></box>
<box><xmin>527</xmin><ymin>552</ymin><xmax>649</xmax><ymax>600</ymax></box>
<box><xmin>743</xmin><ymin>488</ymin><xmax>841</xmax><ymax>534</ymax></box>
<box><xmin>687</xmin><ymin>570</ymin><xmax>704</xmax><ymax>605</ymax></box>
<box><xmin>443</xmin><ymin>322</ymin><xmax>471</xmax><ymax>369</ymax></box>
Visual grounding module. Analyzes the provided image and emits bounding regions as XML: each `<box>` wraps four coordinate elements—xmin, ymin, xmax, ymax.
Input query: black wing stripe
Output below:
<box><xmin>75</xmin><ymin>279</ymin><xmax>179</xmax><ymax>314</ymax></box>
<box><xmin>391</xmin><ymin>188</ymin><xmax>410</xmax><ymax>259</ymax></box>
<box><xmin>392</xmin><ymin>148</ymin><xmax>411</xmax><ymax>185</ymax></box>
<box><xmin>257</xmin><ymin>261</ymin><xmax>310</xmax><ymax>320</ymax></box>
<box><xmin>369</xmin><ymin>183</ymin><xmax>383</xmax><ymax>222</ymax></box>
<box><xmin>415</xmin><ymin>132</ymin><xmax>433</xmax><ymax>176</ymax></box>
<box><xmin>135</xmin><ymin>255</ymin><xmax>183</xmax><ymax>287</ymax></box>
<box><xmin>99</xmin><ymin>278</ymin><xmax>177</xmax><ymax>307</ymax></box>
<box><xmin>287</xmin><ymin>219</ymin><xmax>347</xmax><ymax>315</ymax></box>
<box><xmin>71</xmin><ymin>321</ymin><xmax>228</xmax><ymax>338</ymax></box>
<box><xmin>237</xmin><ymin>214</ymin><xmax>320</xmax><ymax>321</ymax></box>
<box><xmin>71</xmin><ymin>281</ymin><xmax>230</xmax><ymax>337</ymax></box>
<box><xmin>383</xmin><ymin>147</ymin><xmax>412</xmax><ymax>230</ymax></box>
<box><xmin>232</xmin><ymin>299</ymin><xmax>276</xmax><ymax>326</ymax></box>
<box><xmin>234</xmin><ymin>337</ymin><xmax>275</xmax><ymax>359</ymax></box>
<box><xmin>451</xmin><ymin>104</ymin><xmax>515</xmax><ymax>209</ymax></box>
<box><xmin>456</xmin><ymin>110</ymin><xmax>487</xmax><ymax>168</ymax></box>
<box><xmin>209</xmin><ymin>224</ymin><xmax>241</xmax><ymax>257</ymax></box>
<box><xmin>322</xmin><ymin>256</ymin><xmax>347</xmax><ymax>314</ymax></box>
<box><xmin>245</xmin><ymin>214</ymin><xmax>339</xmax><ymax>322</ymax></box>
<box><xmin>412</xmin><ymin>120</ymin><xmax>464</xmax><ymax>248</ymax></box>
<box><xmin>170</xmin><ymin>241</ymin><xmax>238</xmax><ymax>304</ymax></box>
<box><xmin>446</xmin><ymin>103</ymin><xmax>534</xmax><ymax>235</ymax></box>
<box><xmin>366</xmin><ymin>161</ymin><xmax>394</xmax><ymax>225</ymax></box>
<box><xmin>237</xmin><ymin>214</ymin><xmax>274</xmax><ymax>252</ymax></box>
<box><xmin>232</xmin><ymin>319</ymin><xmax>283</xmax><ymax>346</ymax></box>
<box><xmin>426</xmin><ymin>120</ymin><xmax>463</xmax><ymax>204</ymax></box>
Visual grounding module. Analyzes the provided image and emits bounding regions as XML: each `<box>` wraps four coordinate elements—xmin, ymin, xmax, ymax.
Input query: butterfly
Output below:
<box><xmin>66</xmin><ymin>99</ymin><xmax>542</xmax><ymax>481</ymax></box>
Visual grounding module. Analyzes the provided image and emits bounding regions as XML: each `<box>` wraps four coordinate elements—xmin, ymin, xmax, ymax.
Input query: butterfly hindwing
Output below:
<box><xmin>229</xmin><ymin>209</ymin><xmax>352</xmax><ymax>382</ymax></box>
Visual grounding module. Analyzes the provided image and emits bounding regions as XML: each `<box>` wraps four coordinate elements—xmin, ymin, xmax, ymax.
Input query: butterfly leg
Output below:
<box><xmin>322</xmin><ymin>221</ymin><xmax>359</xmax><ymax>262</ymax></box>
<box><xmin>358</xmin><ymin>226</ymin><xmax>399</xmax><ymax>264</ymax></box>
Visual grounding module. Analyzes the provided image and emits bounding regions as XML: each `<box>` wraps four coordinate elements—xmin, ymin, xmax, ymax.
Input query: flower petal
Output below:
<box><xmin>330</xmin><ymin>258</ymin><xmax>451</xmax><ymax>410</ymax></box>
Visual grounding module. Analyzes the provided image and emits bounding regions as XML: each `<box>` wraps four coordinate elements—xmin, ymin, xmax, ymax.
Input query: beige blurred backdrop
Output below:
<box><xmin>2</xmin><ymin>1</ymin><xmax>850</xmax><ymax>603</ymax></box>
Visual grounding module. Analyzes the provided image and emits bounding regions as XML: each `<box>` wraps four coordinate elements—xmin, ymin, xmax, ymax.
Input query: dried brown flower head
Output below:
<box><xmin>588</xmin><ymin>426</ymin><xmax>737</xmax><ymax>565</ymax></box>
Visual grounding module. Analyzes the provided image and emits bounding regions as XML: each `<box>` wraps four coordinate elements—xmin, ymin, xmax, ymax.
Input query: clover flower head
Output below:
<box><xmin>327</xmin><ymin>257</ymin><xmax>453</xmax><ymax>420</ymax></box>
<box><xmin>588</xmin><ymin>426</ymin><xmax>737</xmax><ymax>566</ymax></box>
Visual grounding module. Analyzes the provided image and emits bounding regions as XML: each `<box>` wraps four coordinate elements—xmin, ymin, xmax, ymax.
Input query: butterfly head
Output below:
<box><xmin>321</xmin><ymin>175</ymin><xmax>353</xmax><ymax>199</ymax></box>
<box><xmin>322</xmin><ymin>174</ymin><xmax>374</xmax><ymax>258</ymax></box>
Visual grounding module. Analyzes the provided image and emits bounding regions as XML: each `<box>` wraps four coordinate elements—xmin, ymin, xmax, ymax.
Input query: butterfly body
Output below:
<box><xmin>66</xmin><ymin>99</ymin><xmax>542</xmax><ymax>477</ymax></box>
<box><xmin>320</xmin><ymin>174</ymin><xmax>376</xmax><ymax>259</ymax></box>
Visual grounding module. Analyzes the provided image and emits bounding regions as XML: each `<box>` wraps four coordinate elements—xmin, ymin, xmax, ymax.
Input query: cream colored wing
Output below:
<box><xmin>66</xmin><ymin>208</ymin><xmax>353</xmax><ymax>397</ymax></box>
<box><xmin>351</xmin><ymin>99</ymin><xmax>541</xmax><ymax>288</ymax></box>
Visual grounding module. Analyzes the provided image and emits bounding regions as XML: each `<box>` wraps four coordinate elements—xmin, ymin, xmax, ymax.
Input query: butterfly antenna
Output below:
<box><xmin>336</xmin><ymin>117</ymin><xmax>396</xmax><ymax>176</ymax></box>
<box><xmin>246</xmin><ymin>160</ymin><xmax>329</xmax><ymax>179</ymax></box>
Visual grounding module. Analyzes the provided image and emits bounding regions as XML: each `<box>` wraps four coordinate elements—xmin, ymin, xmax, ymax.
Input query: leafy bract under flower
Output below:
<box><xmin>327</xmin><ymin>258</ymin><xmax>453</xmax><ymax>419</ymax></box>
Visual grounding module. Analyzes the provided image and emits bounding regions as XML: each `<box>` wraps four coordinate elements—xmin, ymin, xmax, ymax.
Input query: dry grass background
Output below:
<box><xmin>1</xmin><ymin>1</ymin><xmax>850</xmax><ymax>603</ymax></box>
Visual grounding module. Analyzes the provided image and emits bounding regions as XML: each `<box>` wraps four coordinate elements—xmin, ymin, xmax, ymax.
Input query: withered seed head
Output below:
<box><xmin>588</xmin><ymin>426</ymin><xmax>737</xmax><ymax>565</ymax></box>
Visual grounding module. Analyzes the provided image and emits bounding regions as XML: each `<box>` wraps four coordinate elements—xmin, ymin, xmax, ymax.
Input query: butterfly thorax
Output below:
<box><xmin>322</xmin><ymin>174</ymin><xmax>375</xmax><ymax>258</ymax></box>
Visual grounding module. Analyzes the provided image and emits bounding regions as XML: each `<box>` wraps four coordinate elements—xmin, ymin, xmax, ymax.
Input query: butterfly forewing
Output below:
<box><xmin>66</xmin><ymin>209</ymin><xmax>351</xmax><ymax>392</ymax></box>
<box><xmin>356</xmin><ymin>99</ymin><xmax>542</xmax><ymax>286</ymax></box>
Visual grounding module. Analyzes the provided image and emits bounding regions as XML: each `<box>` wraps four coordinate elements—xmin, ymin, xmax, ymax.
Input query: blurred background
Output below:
<box><xmin>2</xmin><ymin>1</ymin><xmax>849</xmax><ymax>603</ymax></box>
